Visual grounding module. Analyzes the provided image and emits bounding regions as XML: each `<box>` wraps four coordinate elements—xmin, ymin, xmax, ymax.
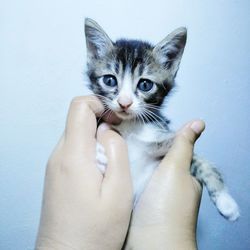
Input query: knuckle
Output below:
<box><xmin>60</xmin><ymin>155</ymin><xmax>71</xmax><ymax>169</ymax></box>
<box><xmin>71</xmin><ymin>96</ymin><xmax>87</xmax><ymax>104</ymax></box>
<box><xmin>59</xmin><ymin>154</ymin><xmax>79</xmax><ymax>174</ymax></box>
<box><xmin>71</xmin><ymin>95</ymin><xmax>98</xmax><ymax>105</ymax></box>
<box><xmin>46</xmin><ymin>148</ymin><xmax>62</xmax><ymax>169</ymax></box>
<box><xmin>178</xmin><ymin>133</ymin><xmax>194</xmax><ymax>146</ymax></box>
<box><xmin>69</xmin><ymin>96</ymin><xmax>102</xmax><ymax>115</ymax></box>
<box><xmin>107</xmin><ymin>133</ymin><xmax>127</xmax><ymax>149</ymax></box>
<box><xmin>47</xmin><ymin>155</ymin><xmax>56</xmax><ymax>169</ymax></box>
<box><xmin>70</xmin><ymin>96</ymin><xmax>89</xmax><ymax>111</ymax></box>
<box><xmin>45</xmin><ymin>154</ymin><xmax>63</xmax><ymax>177</ymax></box>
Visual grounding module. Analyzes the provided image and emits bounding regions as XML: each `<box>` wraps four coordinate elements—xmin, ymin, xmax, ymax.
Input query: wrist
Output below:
<box><xmin>35</xmin><ymin>236</ymin><xmax>78</xmax><ymax>250</ymax></box>
<box><xmin>124</xmin><ymin>225</ymin><xmax>197</xmax><ymax>250</ymax></box>
<box><xmin>36</xmin><ymin>232</ymin><xmax>126</xmax><ymax>250</ymax></box>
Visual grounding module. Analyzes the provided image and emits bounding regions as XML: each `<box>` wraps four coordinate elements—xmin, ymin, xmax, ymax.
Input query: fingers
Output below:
<box><xmin>102</xmin><ymin>111</ymin><xmax>122</xmax><ymax>125</ymax></box>
<box><xmin>96</xmin><ymin>123</ymin><xmax>133</xmax><ymax>199</ymax></box>
<box><xmin>159</xmin><ymin>120</ymin><xmax>205</xmax><ymax>172</ymax></box>
<box><xmin>65</xmin><ymin>96</ymin><xmax>104</xmax><ymax>154</ymax></box>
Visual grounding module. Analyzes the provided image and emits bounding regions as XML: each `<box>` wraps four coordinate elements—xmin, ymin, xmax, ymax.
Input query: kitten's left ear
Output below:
<box><xmin>153</xmin><ymin>27</ymin><xmax>187</xmax><ymax>77</ymax></box>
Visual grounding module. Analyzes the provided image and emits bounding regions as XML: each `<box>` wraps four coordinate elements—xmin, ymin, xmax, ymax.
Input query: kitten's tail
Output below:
<box><xmin>191</xmin><ymin>155</ymin><xmax>240</xmax><ymax>221</ymax></box>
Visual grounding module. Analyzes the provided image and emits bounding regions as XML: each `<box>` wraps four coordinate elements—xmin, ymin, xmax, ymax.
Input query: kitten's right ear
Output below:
<box><xmin>85</xmin><ymin>18</ymin><xmax>113</xmax><ymax>59</ymax></box>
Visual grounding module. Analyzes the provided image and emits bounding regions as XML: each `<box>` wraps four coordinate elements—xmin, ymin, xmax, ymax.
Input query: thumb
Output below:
<box><xmin>160</xmin><ymin>120</ymin><xmax>205</xmax><ymax>171</ymax></box>
<box><xmin>96</xmin><ymin>123</ymin><xmax>132</xmax><ymax>199</ymax></box>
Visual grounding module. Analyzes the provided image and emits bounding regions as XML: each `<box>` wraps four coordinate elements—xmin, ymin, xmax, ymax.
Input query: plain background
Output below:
<box><xmin>1</xmin><ymin>0</ymin><xmax>249</xmax><ymax>249</ymax></box>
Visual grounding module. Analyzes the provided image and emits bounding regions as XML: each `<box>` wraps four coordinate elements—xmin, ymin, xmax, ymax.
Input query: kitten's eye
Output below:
<box><xmin>102</xmin><ymin>75</ymin><xmax>117</xmax><ymax>87</ymax></box>
<box><xmin>137</xmin><ymin>79</ymin><xmax>154</xmax><ymax>92</ymax></box>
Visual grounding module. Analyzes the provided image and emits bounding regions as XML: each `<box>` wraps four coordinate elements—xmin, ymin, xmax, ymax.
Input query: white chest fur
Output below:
<box><xmin>113</xmin><ymin>121</ymin><xmax>172</xmax><ymax>201</ymax></box>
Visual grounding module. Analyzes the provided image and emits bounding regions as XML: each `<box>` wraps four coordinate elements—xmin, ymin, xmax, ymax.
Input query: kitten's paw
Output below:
<box><xmin>216</xmin><ymin>191</ymin><xmax>240</xmax><ymax>221</ymax></box>
<box><xmin>96</xmin><ymin>142</ymin><xmax>108</xmax><ymax>174</ymax></box>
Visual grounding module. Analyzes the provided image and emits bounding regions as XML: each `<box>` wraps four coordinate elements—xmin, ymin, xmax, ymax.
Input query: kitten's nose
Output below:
<box><xmin>118</xmin><ymin>102</ymin><xmax>133</xmax><ymax>110</ymax></box>
<box><xmin>117</xmin><ymin>97</ymin><xmax>133</xmax><ymax>110</ymax></box>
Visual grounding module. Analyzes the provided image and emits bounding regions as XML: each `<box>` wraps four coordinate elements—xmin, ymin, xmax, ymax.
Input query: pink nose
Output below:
<box><xmin>118</xmin><ymin>102</ymin><xmax>133</xmax><ymax>110</ymax></box>
<box><xmin>117</xmin><ymin>97</ymin><xmax>133</xmax><ymax>110</ymax></box>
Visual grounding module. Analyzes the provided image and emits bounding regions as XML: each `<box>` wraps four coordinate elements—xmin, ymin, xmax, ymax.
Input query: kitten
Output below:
<box><xmin>84</xmin><ymin>18</ymin><xmax>240</xmax><ymax>221</ymax></box>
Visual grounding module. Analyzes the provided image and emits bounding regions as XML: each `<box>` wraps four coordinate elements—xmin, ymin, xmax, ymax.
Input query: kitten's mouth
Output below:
<box><xmin>115</xmin><ymin>110</ymin><xmax>134</xmax><ymax>120</ymax></box>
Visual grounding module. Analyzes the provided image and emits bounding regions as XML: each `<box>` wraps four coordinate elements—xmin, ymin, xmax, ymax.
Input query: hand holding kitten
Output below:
<box><xmin>124</xmin><ymin>121</ymin><xmax>205</xmax><ymax>250</ymax></box>
<box><xmin>35</xmin><ymin>96</ymin><xmax>133</xmax><ymax>250</ymax></box>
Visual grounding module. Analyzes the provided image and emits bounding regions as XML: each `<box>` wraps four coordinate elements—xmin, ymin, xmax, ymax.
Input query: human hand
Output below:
<box><xmin>124</xmin><ymin>120</ymin><xmax>205</xmax><ymax>250</ymax></box>
<box><xmin>35</xmin><ymin>96</ymin><xmax>133</xmax><ymax>250</ymax></box>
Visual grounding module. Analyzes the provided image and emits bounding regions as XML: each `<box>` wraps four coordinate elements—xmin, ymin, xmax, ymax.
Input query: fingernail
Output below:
<box><xmin>98</xmin><ymin>123</ymin><xmax>111</xmax><ymax>132</ymax></box>
<box><xmin>190</xmin><ymin>120</ymin><xmax>205</xmax><ymax>134</ymax></box>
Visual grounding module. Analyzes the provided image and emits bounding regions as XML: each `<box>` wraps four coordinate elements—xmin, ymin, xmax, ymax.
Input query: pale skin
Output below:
<box><xmin>35</xmin><ymin>96</ymin><xmax>205</xmax><ymax>250</ymax></box>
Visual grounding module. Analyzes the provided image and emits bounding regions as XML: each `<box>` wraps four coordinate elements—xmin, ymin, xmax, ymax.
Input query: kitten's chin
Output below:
<box><xmin>115</xmin><ymin>111</ymin><xmax>135</xmax><ymax>120</ymax></box>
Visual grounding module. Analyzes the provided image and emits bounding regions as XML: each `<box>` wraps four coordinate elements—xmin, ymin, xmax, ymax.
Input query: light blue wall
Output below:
<box><xmin>1</xmin><ymin>0</ymin><xmax>249</xmax><ymax>249</ymax></box>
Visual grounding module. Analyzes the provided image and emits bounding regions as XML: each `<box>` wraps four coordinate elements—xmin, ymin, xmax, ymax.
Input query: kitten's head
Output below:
<box><xmin>85</xmin><ymin>18</ymin><xmax>187</xmax><ymax>121</ymax></box>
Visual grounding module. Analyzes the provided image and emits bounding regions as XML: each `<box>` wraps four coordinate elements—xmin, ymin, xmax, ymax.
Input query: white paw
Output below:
<box><xmin>96</xmin><ymin>142</ymin><xmax>108</xmax><ymax>174</ymax></box>
<box><xmin>216</xmin><ymin>191</ymin><xmax>240</xmax><ymax>221</ymax></box>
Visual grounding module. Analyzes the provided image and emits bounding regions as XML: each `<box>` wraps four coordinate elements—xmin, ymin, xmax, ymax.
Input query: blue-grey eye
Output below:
<box><xmin>102</xmin><ymin>75</ymin><xmax>117</xmax><ymax>87</ymax></box>
<box><xmin>137</xmin><ymin>79</ymin><xmax>154</xmax><ymax>92</ymax></box>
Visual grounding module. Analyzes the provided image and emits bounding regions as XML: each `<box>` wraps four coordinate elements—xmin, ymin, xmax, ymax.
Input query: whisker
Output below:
<box><xmin>137</xmin><ymin>112</ymin><xmax>147</xmax><ymax>127</ymax></box>
<box><xmin>145</xmin><ymin>103</ymin><xmax>166</xmax><ymax>111</ymax></box>
<box><xmin>142</xmin><ymin>109</ymin><xmax>167</xmax><ymax>131</ymax></box>
<box><xmin>144</xmin><ymin>109</ymin><xmax>166</xmax><ymax>124</ymax></box>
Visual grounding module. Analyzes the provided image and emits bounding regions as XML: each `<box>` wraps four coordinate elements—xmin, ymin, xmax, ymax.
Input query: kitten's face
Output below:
<box><xmin>85</xmin><ymin>18</ymin><xmax>187</xmax><ymax>121</ymax></box>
